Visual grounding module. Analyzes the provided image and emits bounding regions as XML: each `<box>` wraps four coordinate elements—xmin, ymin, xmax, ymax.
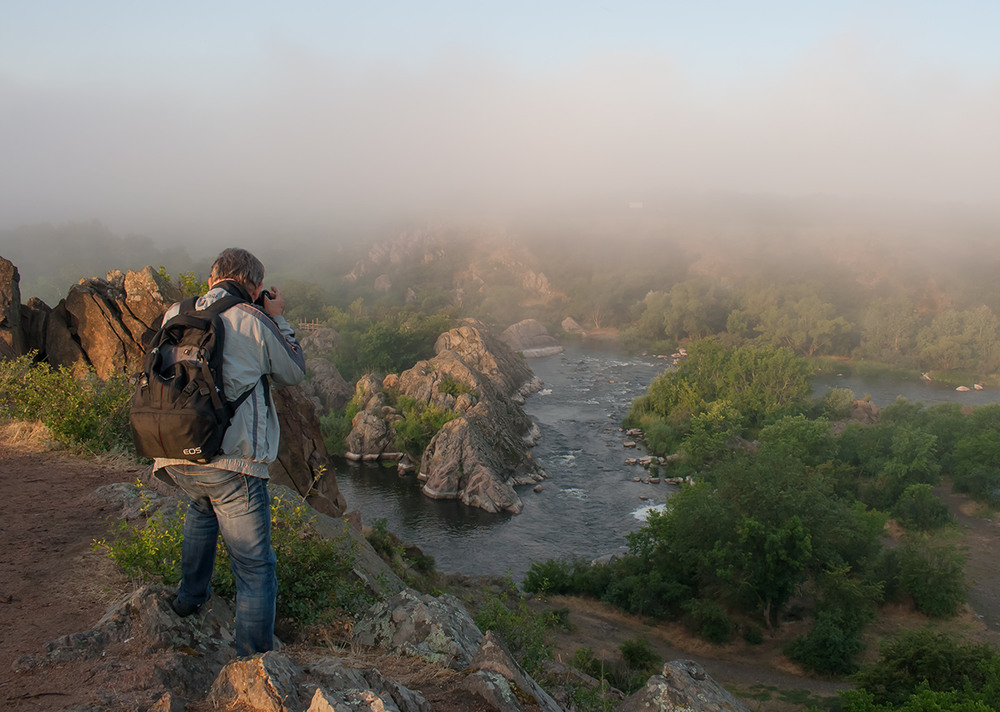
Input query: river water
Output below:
<box><xmin>334</xmin><ymin>346</ymin><xmax>1000</xmax><ymax>580</ymax></box>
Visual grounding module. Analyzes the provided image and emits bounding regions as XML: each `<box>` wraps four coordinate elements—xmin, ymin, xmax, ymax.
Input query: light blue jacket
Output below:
<box><xmin>153</xmin><ymin>286</ymin><xmax>307</xmax><ymax>479</ymax></box>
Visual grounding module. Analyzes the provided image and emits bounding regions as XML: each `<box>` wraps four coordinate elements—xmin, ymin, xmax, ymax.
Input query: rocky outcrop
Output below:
<box><xmin>434</xmin><ymin>321</ymin><xmax>542</xmax><ymax>403</ymax></box>
<box><xmin>2</xmin><ymin>258</ymin><xmax>346</xmax><ymax>517</ymax></box>
<box><xmin>561</xmin><ymin>316</ymin><xmax>584</xmax><ymax>334</ymax></box>
<box><xmin>501</xmin><ymin>319</ymin><xmax>563</xmax><ymax>358</ymax></box>
<box><xmin>298</xmin><ymin>328</ymin><xmax>353</xmax><ymax>414</ymax></box>
<box><xmin>17</xmin><ymin>581</ymin><xmax>750</xmax><ymax>712</ymax></box>
<box><xmin>345</xmin><ymin>320</ymin><xmax>544</xmax><ymax>514</ymax></box>
<box><xmin>420</xmin><ymin>400</ymin><xmax>544</xmax><ymax>514</ymax></box>
<box><xmin>270</xmin><ymin>386</ymin><xmax>348</xmax><ymax>517</ymax></box>
<box><xmin>0</xmin><ymin>256</ymin><xmax>25</xmax><ymax>359</ymax></box>
<box><xmin>617</xmin><ymin>660</ymin><xmax>751</xmax><ymax>712</ymax></box>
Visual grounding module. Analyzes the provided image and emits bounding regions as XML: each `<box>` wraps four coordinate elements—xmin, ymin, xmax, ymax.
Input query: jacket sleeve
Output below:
<box><xmin>262</xmin><ymin>314</ymin><xmax>307</xmax><ymax>387</ymax></box>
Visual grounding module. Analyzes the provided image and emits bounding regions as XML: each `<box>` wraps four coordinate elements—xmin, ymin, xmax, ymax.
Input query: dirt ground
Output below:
<box><xmin>2</xmin><ymin>421</ymin><xmax>1000</xmax><ymax>711</ymax></box>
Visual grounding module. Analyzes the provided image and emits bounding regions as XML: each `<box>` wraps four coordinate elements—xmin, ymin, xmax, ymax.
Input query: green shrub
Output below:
<box><xmin>897</xmin><ymin>537</ymin><xmax>967</xmax><ymax>618</ymax></box>
<box><xmin>742</xmin><ymin>624</ymin><xmax>764</xmax><ymax>645</ymax></box>
<box><xmin>850</xmin><ymin>629</ymin><xmax>1000</xmax><ymax>707</ymax></box>
<box><xmin>392</xmin><ymin>395</ymin><xmax>460</xmax><ymax>457</ymax></box>
<box><xmin>892</xmin><ymin>484</ymin><xmax>953</xmax><ymax>531</ymax></box>
<box><xmin>321</xmin><ymin>393</ymin><xmax>363</xmax><ymax>457</ymax></box>
<box><xmin>785</xmin><ymin>610</ymin><xmax>865</xmax><ymax>676</ymax></box>
<box><xmin>438</xmin><ymin>374</ymin><xmax>474</xmax><ymax>398</ymax></box>
<box><xmin>0</xmin><ymin>355</ymin><xmax>133</xmax><ymax>453</ymax></box>
<box><xmin>681</xmin><ymin>599</ymin><xmax>734</xmax><ymax>644</ymax></box>
<box><xmin>96</xmin><ymin>487</ymin><xmax>373</xmax><ymax>627</ymax></box>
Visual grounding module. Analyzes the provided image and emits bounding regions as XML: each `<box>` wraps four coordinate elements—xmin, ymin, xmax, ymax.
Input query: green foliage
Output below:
<box><xmin>892</xmin><ymin>484</ymin><xmax>953</xmax><ymax>531</ymax></box>
<box><xmin>437</xmin><ymin>374</ymin><xmax>474</xmax><ymax>397</ymax></box>
<box><xmin>392</xmin><ymin>395</ymin><xmax>460</xmax><ymax>458</ymax></box>
<box><xmin>472</xmin><ymin>581</ymin><xmax>561</xmax><ymax>675</ymax></box>
<box><xmin>321</xmin><ymin>392</ymin><xmax>363</xmax><ymax>457</ymax></box>
<box><xmin>785</xmin><ymin>609</ymin><xmax>865</xmax><ymax>675</ymax></box>
<box><xmin>96</xmin><ymin>487</ymin><xmax>373</xmax><ymax>627</ymax></box>
<box><xmin>627</xmin><ymin>341</ymin><xmax>812</xmax><ymax>456</ymax></box>
<box><xmin>95</xmin><ymin>490</ymin><xmax>187</xmax><ymax>584</ymax></box>
<box><xmin>681</xmin><ymin>598</ymin><xmax>735</xmax><ymax>644</ymax></box>
<box><xmin>895</xmin><ymin>537</ymin><xmax>967</xmax><ymax>618</ymax></box>
<box><xmin>157</xmin><ymin>265</ymin><xmax>208</xmax><ymax>297</ymax></box>
<box><xmin>570</xmin><ymin>640</ymin><xmax>662</xmax><ymax>696</ymax></box>
<box><xmin>0</xmin><ymin>355</ymin><xmax>133</xmax><ymax>453</ymax></box>
<box><xmin>849</xmin><ymin>629</ymin><xmax>1000</xmax><ymax>708</ymax></box>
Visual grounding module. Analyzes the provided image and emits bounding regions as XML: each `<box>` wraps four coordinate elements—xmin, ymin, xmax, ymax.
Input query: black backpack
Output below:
<box><xmin>130</xmin><ymin>294</ymin><xmax>255</xmax><ymax>463</ymax></box>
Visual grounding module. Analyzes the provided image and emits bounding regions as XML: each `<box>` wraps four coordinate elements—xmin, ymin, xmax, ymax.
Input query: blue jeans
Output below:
<box><xmin>164</xmin><ymin>464</ymin><xmax>277</xmax><ymax>657</ymax></box>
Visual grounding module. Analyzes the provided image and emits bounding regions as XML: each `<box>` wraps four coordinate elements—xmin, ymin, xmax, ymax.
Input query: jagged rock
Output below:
<box><xmin>44</xmin><ymin>300</ymin><xmax>88</xmax><ymax>371</ymax></box>
<box><xmin>616</xmin><ymin>660</ymin><xmax>751</xmax><ymax>712</ymax></box>
<box><xmin>208</xmin><ymin>651</ymin><xmax>302</xmax><ymax>712</ymax></box>
<box><xmin>434</xmin><ymin>320</ymin><xmax>542</xmax><ymax>403</ymax></box>
<box><xmin>345</xmin><ymin>409</ymin><xmax>396</xmax><ymax>461</ymax></box>
<box><xmin>561</xmin><ymin>316</ymin><xmax>584</xmax><ymax>334</ymax></box>
<box><xmin>851</xmin><ymin>399</ymin><xmax>881</xmax><ymax>425</ymax></box>
<box><xmin>305</xmin><ymin>658</ymin><xmax>429</xmax><ymax>712</ymax></box>
<box><xmin>271</xmin><ymin>384</ymin><xmax>347</xmax><ymax>517</ymax></box>
<box><xmin>0</xmin><ymin>256</ymin><xmax>25</xmax><ymax>358</ymax></box>
<box><xmin>303</xmin><ymin>357</ymin><xmax>353</xmax><ymax>412</ymax></box>
<box><xmin>300</xmin><ymin>327</ymin><xmax>340</xmax><ymax>354</ymax></box>
<box><xmin>20</xmin><ymin>297</ymin><xmax>50</xmax><ymax>359</ymax></box>
<box><xmin>465</xmin><ymin>632</ymin><xmax>563</xmax><ymax>712</ymax></box>
<box><xmin>345</xmin><ymin>320</ymin><xmax>546</xmax><ymax>514</ymax></box>
<box><xmin>308</xmin><ymin>687</ymin><xmax>402</xmax><ymax>711</ymax></box>
<box><xmin>501</xmin><ymin>319</ymin><xmax>563</xmax><ymax>358</ymax></box>
<box><xmin>420</xmin><ymin>401</ymin><xmax>545</xmax><ymax>514</ymax></box>
<box><xmin>352</xmin><ymin>588</ymin><xmax>483</xmax><ymax>670</ymax></box>
<box><xmin>462</xmin><ymin>669</ymin><xmax>527</xmax><ymax>712</ymax></box>
<box><xmin>14</xmin><ymin>584</ymin><xmax>237</xmax><ymax>705</ymax></box>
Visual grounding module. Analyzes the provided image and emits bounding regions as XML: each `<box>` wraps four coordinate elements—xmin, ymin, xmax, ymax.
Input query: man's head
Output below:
<box><xmin>209</xmin><ymin>248</ymin><xmax>265</xmax><ymax>297</ymax></box>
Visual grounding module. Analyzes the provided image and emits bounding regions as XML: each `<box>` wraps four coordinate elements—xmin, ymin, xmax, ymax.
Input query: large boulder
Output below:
<box><xmin>617</xmin><ymin>660</ymin><xmax>751</xmax><ymax>712</ymax></box>
<box><xmin>352</xmin><ymin>588</ymin><xmax>484</xmax><ymax>670</ymax></box>
<box><xmin>52</xmin><ymin>267</ymin><xmax>181</xmax><ymax>378</ymax></box>
<box><xmin>0</xmin><ymin>256</ymin><xmax>25</xmax><ymax>358</ymax></box>
<box><xmin>434</xmin><ymin>320</ymin><xmax>542</xmax><ymax>403</ymax></box>
<box><xmin>501</xmin><ymin>319</ymin><xmax>563</xmax><ymax>358</ymax></box>
<box><xmin>420</xmin><ymin>401</ymin><xmax>544</xmax><ymax>514</ymax></box>
<box><xmin>271</xmin><ymin>385</ymin><xmax>347</xmax><ymax>517</ymax></box>
<box><xmin>344</xmin><ymin>320</ymin><xmax>546</xmax><ymax>514</ymax></box>
<box><xmin>20</xmin><ymin>297</ymin><xmax>50</xmax><ymax>359</ymax></box>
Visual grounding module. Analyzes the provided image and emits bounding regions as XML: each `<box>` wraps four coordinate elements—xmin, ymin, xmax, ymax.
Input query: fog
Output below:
<box><xmin>2</xmin><ymin>34</ymin><xmax>1000</xmax><ymax>241</ymax></box>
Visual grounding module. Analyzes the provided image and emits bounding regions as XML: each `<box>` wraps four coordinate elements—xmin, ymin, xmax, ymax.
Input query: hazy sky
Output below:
<box><xmin>2</xmin><ymin>1</ymin><xmax>999</xmax><ymax>235</ymax></box>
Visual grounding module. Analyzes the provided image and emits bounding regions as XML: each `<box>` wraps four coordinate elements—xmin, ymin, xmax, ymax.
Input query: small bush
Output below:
<box><xmin>892</xmin><ymin>484</ymin><xmax>953</xmax><ymax>531</ymax></box>
<box><xmin>785</xmin><ymin>610</ymin><xmax>864</xmax><ymax>676</ymax></box>
<box><xmin>0</xmin><ymin>355</ymin><xmax>133</xmax><ymax>453</ymax></box>
<box><xmin>851</xmin><ymin>628</ymin><xmax>1000</xmax><ymax>707</ymax></box>
<box><xmin>681</xmin><ymin>598</ymin><xmax>734</xmax><ymax>644</ymax></box>
<box><xmin>897</xmin><ymin>537</ymin><xmax>967</xmax><ymax>617</ymax></box>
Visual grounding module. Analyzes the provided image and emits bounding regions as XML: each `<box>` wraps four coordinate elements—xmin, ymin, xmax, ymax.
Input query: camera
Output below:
<box><xmin>254</xmin><ymin>289</ymin><xmax>273</xmax><ymax>307</ymax></box>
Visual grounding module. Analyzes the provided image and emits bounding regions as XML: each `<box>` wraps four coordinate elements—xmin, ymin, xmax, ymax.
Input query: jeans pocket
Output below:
<box><xmin>210</xmin><ymin>474</ymin><xmax>250</xmax><ymax>517</ymax></box>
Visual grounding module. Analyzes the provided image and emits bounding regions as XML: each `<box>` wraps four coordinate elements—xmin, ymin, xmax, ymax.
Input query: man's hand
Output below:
<box><xmin>263</xmin><ymin>286</ymin><xmax>286</xmax><ymax>318</ymax></box>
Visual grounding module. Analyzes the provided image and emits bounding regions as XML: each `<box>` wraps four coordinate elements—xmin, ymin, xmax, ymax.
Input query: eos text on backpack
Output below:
<box><xmin>130</xmin><ymin>295</ymin><xmax>253</xmax><ymax>463</ymax></box>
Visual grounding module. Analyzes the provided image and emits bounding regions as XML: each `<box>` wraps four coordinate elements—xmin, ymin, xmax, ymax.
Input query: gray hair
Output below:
<box><xmin>209</xmin><ymin>248</ymin><xmax>265</xmax><ymax>290</ymax></box>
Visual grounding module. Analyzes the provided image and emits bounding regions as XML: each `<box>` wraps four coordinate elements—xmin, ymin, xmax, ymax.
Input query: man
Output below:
<box><xmin>153</xmin><ymin>247</ymin><xmax>306</xmax><ymax>656</ymax></box>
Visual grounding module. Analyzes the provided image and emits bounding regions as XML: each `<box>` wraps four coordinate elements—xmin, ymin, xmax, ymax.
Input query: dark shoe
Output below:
<box><xmin>170</xmin><ymin>596</ymin><xmax>201</xmax><ymax>618</ymax></box>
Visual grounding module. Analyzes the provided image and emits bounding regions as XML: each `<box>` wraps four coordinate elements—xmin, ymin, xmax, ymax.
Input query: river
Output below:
<box><xmin>333</xmin><ymin>345</ymin><xmax>999</xmax><ymax>580</ymax></box>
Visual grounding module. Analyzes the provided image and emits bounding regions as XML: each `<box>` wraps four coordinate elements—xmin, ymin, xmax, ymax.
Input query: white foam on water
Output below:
<box><xmin>632</xmin><ymin>503</ymin><xmax>667</xmax><ymax>521</ymax></box>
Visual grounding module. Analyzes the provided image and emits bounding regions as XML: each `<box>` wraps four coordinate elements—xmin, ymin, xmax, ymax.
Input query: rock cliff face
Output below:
<box><xmin>0</xmin><ymin>258</ymin><xmax>346</xmax><ymax>517</ymax></box>
<box><xmin>501</xmin><ymin>318</ymin><xmax>563</xmax><ymax>358</ymax></box>
<box><xmin>345</xmin><ymin>319</ymin><xmax>544</xmax><ymax>514</ymax></box>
